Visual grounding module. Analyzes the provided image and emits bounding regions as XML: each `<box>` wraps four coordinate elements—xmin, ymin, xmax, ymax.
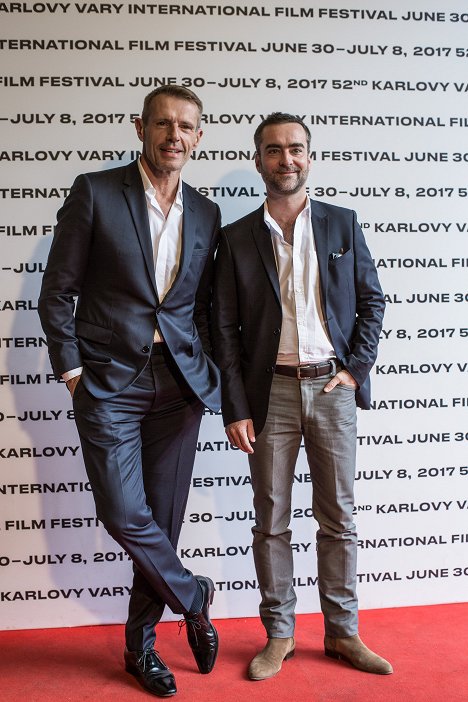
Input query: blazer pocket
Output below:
<box><xmin>75</xmin><ymin>319</ymin><xmax>112</xmax><ymax>345</ymax></box>
<box><xmin>328</xmin><ymin>248</ymin><xmax>352</xmax><ymax>266</ymax></box>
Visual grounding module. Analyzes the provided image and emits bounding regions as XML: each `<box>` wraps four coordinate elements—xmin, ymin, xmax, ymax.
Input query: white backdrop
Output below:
<box><xmin>1</xmin><ymin>0</ymin><xmax>467</xmax><ymax>630</ymax></box>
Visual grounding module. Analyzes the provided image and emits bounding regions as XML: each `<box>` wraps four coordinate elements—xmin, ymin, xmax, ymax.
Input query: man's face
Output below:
<box><xmin>255</xmin><ymin>122</ymin><xmax>310</xmax><ymax>196</ymax></box>
<box><xmin>135</xmin><ymin>95</ymin><xmax>202</xmax><ymax>177</ymax></box>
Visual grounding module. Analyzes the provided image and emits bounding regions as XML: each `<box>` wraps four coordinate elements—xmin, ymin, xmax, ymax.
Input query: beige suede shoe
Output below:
<box><xmin>248</xmin><ymin>637</ymin><xmax>295</xmax><ymax>680</ymax></box>
<box><xmin>324</xmin><ymin>634</ymin><xmax>393</xmax><ymax>674</ymax></box>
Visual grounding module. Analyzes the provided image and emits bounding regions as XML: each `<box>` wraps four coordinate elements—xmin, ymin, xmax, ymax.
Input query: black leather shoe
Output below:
<box><xmin>124</xmin><ymin>647</ymin><xmax>177</xmax><ymax>697</ymax></box>
<box><xmin>184</xmin><ymin>575</ymin><xmax>219</xmax><ymax>674</ymax></box>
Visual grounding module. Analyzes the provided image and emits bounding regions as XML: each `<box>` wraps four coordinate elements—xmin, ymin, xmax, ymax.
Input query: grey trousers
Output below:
<box><xmin>248</xmin><ymin>371</ymin><xmax>358</xmax><ymax>639</ymax></box>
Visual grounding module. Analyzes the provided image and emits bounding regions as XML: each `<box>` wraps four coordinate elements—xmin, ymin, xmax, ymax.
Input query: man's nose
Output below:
<box><xmin>167</xmin><ymin>123</ymin><xmax>180</xmax><ymax>141</ymax></box>
<box><xmin>279</xmin><ymin>149</ymin><xmax>293</xmax><ymax>165</ymax></box>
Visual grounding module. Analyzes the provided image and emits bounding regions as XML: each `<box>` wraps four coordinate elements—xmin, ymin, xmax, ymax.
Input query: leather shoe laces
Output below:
<box><xmin>178</xmin><ymin>617</ymin><xmax>202</xmax><ymax>647</ymax></box>
<box><xmin>124</xmin><ymin>647</ymin><xmax>177</xmax><ymax>697</ymax></box>
<box><xmin>136</xmin><ymin>649</ymin><xmax>160</xmax><ymax>672</ymax></box>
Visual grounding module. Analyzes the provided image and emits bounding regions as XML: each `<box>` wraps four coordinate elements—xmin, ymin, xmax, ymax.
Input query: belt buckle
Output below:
<box><xmin>297</xmin><ymin>364</ymin><xmax>314</xmax><ymax>380</ymax></box>
<box><xmin>297</xmin><ymin>360</ymin><xmax>335</xmax><ymax>380</ymax></box>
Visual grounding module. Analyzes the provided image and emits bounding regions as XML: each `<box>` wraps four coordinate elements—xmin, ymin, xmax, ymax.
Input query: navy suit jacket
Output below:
<box><xmin>212</xmin><ymin>199</ymin><xmax>385</xmax><ymax>434</ymax></box>
<box><xmin>38</xmin><ymin>160</ymin><xmax>221</xmax><ymax>411</ymax></box>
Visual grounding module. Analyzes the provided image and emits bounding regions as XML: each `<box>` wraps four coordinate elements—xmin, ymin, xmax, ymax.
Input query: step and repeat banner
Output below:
<box><xmin>1</xmin><ymin>1</ymin><xmax>467</xmax><ymax>630</ymax></box>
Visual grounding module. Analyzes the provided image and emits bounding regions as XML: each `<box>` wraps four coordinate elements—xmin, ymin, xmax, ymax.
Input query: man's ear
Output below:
<box><xmin>194</xmin><ymin>128</ymin><xmax>203</xmax><ymax>148</ymax></box>
<box><xmin>135</xmin><ymin>117</ymin><xmax>144</xmax><ymax>142</ymax></box>
<box><xmin>254</xmin><ymin>151</ymin><xmax>261</xmax><ymax>173</ymax></box>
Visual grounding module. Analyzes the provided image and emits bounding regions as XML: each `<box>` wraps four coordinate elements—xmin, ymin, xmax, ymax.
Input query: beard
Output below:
<box><xmin>260</xmin><ymin>166</ymin><xmax>309</xmax><ymax>195</ymax></box>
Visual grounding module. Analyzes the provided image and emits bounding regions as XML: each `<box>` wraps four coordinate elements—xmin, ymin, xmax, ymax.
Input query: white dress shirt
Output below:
<box><xmin>137</xmin><ymin>159</ymin><xmax>183</xmax><ymax>342</ymax></box>
<box><xmin>264</xmin><ymin>201</ymin><xmax>335</xmax><ymax>365</ymax></box>
<box><xmin>138</xmin><ymin>159</ymin><xmax>183</xmax><ymax>304</ymax></box>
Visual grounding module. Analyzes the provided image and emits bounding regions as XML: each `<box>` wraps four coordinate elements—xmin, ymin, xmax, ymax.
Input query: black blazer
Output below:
<box><xmin>212</xmin><ymin>199</ymin><xmax>385</xmax><ymax>434</ymax></box>
<box><xmin>38</xmin><ymin>160</ymin><xmax>221</xmax><ymax>411</ymax></box>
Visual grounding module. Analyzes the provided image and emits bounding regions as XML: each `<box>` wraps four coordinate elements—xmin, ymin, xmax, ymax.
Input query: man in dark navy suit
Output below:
<box><xmin>213</xmin><ymin>113</ymin><xmax>392</xmax><ymax>681</ymax></box>
<box><xmin>39</xmin><ymin>85</ymin><xmax>220</xmax><ymax>697</ymax></box>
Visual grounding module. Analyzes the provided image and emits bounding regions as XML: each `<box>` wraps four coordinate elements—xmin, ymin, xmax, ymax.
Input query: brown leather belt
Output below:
<box><xmin>275</xmin><ymin>359</ymin><xmax>337</xmax><ymax>380</ymax></box>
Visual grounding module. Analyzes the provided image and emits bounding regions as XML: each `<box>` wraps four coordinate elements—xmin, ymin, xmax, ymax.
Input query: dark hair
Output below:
<box><xmin>254</xmin><ymin>112</ymin><xmax>311</xmax><ymax>152</ymax></box>
<box><xmin>141</xmin><ymin>85</ymin><xmax>203</xmax><ymax>126</ymax></box>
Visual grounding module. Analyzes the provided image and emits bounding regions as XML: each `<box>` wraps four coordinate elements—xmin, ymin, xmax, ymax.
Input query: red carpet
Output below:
<box><xmin>1</xmin><ymin>604</ymin><xmax>466</xmax><ymax>701</ymax></box>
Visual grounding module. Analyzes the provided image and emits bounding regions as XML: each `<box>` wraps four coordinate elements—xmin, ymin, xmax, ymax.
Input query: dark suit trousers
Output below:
<box><xmin>73</xmin><ymin>346</ymin><xmax>203</xmax><ymax>651</ymax></box>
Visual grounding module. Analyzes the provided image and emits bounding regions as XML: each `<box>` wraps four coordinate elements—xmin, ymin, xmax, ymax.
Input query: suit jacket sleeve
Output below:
<box><xmin>193</xmin><ymin>205</ymin><xmax>221</xmax><ymax>358</ymax></box>
<box><xmin>212</xmin><ymin>228</ymin><xmax>252</xmax><ymax>425</ymax></box>
<box><xmin>38</xmin><ymin>173</ymin><xmax>94</xmax><ymax>378</ymax></box>
<box><xmin>338</xmin><ymin>210</ymin><xmax>385</xmax><ymax>387</ymax></box>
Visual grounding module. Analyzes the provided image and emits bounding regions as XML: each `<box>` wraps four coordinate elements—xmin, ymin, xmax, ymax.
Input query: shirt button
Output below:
<box><xmin>142</xmin><ymin>346</ymin><xmax>150</xmax><ymax>353</ymax></box>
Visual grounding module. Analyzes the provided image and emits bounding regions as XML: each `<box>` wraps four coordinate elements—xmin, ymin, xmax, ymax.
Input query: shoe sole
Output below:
<box><xmin>197</xmin><ymin>575</ymin><xmax>215</xmax><ymax>605</ymax></box>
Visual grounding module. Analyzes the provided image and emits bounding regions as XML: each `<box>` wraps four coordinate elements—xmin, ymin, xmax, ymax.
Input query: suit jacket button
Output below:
<box><xmin>142</xmin><ymin>345</ymin><xmax>150</xmax><ymax>353</ymax></box>
<box><xmin>273</xmin><ymin>328</ymin><xmax>280</xmax><ymax>335</ymax></box>
<box><xmin>266</xmin><ymin>366</ymin><xmax>275</xmax><ymax>373</ymax></box>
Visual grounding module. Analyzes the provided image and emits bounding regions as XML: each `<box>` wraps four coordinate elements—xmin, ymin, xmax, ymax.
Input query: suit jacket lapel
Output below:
<box><xmin>310</xmin><ymin>198</ymin><xmax>330</xmax><ymax>309</ymax></box>
<box><xmin>161</xmin><ymin>182</ymin><xmax>196</xmax><ymax>304</ymax></box>
<box><xmin>251</xmin><ymin>206</ymin><xmax>281</xmax><ymax>306</ymax></box>
<box><xmin>122</xmin><ymin>161</ymin><xmax>159</xmax><ymax>300</ymax></box>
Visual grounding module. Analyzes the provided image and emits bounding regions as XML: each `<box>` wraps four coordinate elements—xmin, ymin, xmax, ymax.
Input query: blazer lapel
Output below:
<box><xmin>251</xmin><ymin>206</ymin><xmax>281</xmax><ymax>306</ymax></box>
<box><xmin>122</xmin><ymin>161</ymin><xmax>158</xmax><ymax>300</ymax></box>
<box><xmin>310</xmin><ymin>198</ymin><xmax>330</xmax><ymax>308</ymax></box>
<box><xmin>161</xmin><ymin>182</ymin><xmax>196</xmax><ymax>304</ymax></box>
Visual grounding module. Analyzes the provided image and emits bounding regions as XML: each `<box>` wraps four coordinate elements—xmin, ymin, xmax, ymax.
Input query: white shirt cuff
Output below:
<box><xmin>62</xmin><ymin>367</ymin><xmax>83</xmax><ymax>382</ymax></box>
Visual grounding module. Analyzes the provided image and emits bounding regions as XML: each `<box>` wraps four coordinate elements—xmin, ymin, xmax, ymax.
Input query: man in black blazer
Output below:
<box><xmin>39</xmin><ymin>85</ymin><xmax>220</xmax><ymax>697</ymax></box>
<box><xmin>213</xmin><ymin>113</ymin><xmax>391</xmax><ymax>680</ymax></box>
